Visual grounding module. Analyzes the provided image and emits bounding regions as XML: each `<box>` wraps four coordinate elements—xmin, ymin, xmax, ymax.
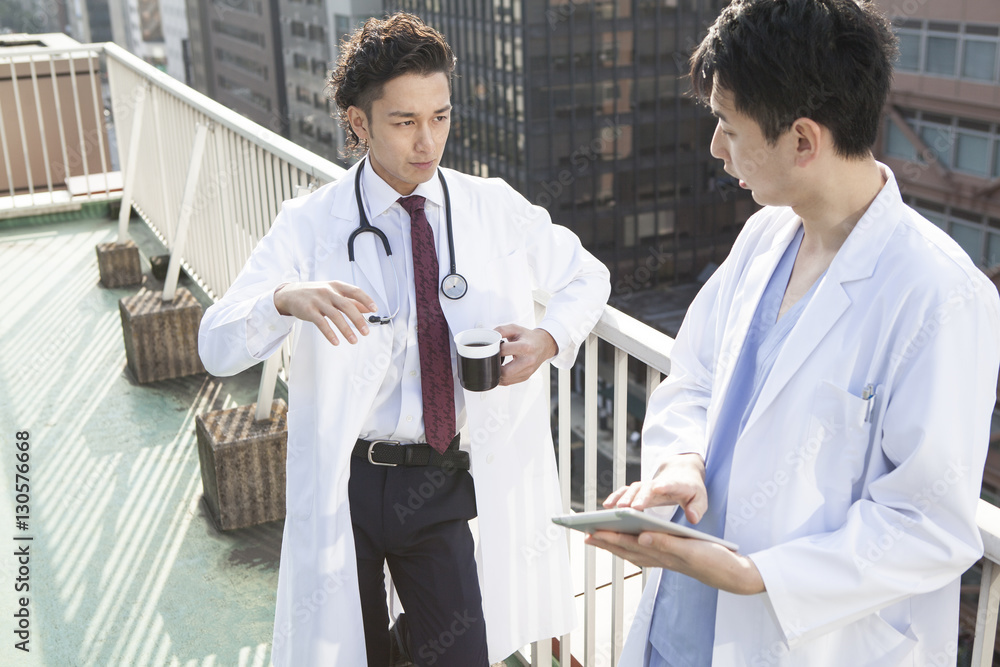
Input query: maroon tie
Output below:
<box><xmin>399</xmin><ymin>195</ymin><xmax>456</xmax><ymax>454</ymax></box>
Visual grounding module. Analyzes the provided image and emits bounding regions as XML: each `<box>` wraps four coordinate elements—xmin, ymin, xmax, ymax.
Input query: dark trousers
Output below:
<box><xmin>349</xmin><ymin>455</ymin><xmax>489</xmax><ymax>667</ymax></box>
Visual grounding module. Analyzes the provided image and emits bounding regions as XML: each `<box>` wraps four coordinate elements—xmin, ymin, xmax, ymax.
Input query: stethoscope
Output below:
<box><xmin>348</xmin><ymin>156</ymin><xmax>468</xmax><ymax>325</ymax></box>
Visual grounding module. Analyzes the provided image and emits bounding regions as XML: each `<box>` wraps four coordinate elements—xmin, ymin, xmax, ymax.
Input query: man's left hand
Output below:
<box><xmin>583</xmin><ymin>530</ymin><xmax>765</xmax><ymax>596</ymax></box>
<box><xmin>495</xmin><ymin>324</ymin><xmax>558</xmax><ymax>386</ymax></box>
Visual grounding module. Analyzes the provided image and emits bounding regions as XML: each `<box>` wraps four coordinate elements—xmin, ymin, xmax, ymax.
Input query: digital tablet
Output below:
<box><xmin>551</xmin><ymin>508</ymin><xmax>739</xmax><ymax>552</ymax></box>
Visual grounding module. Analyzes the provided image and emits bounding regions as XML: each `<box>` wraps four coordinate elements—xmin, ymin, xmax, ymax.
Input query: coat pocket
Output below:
<box><xmin>284</xmin><ymin>407</ymin><xmax>316</xmax><ymax>521</ymax></box>
<box><xmin>804</xmin><ymin>381</ymin><xmax>874</xmax><ymax>513</ymax></box>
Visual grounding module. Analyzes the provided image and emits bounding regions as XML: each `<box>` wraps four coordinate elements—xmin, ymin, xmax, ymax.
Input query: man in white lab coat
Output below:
<box><xmin>586</xmin><ymin>1</ymin><xmax>1000</xmax><ymax>665</ymax></box>
<box><xmin>198</xmin><ymin>13</ymin><xmax>610</xmax><ymax>667</ymax></box>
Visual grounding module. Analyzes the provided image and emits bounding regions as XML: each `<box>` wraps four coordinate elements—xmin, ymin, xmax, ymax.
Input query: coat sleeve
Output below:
<box><xmin>198</xmin><ymin>205</ymin><xmax>303</xmax><ymax>377</ymax></box>
<box><xmin>639</xmin><ymin>269</ymin><xmax>721</xmax><ymax>481</ymax></box>
<box><xmin>638</xmin><ymin>208</ymin><xmax>769</xmax><ymax>481</ymax></box>
<box><xmin>749</xmin><ymin>269</ymin><xmax>1000</xmax><ymax>648</ymax></box>
<box><xmin>500</xmin><ymin>182</ymin><xmax>611</xmax><ymax>369</ymax></box>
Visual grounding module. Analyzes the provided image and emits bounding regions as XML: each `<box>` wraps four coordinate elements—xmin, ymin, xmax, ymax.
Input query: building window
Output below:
<box><xmin>885</xmin><ymin>118</ymin><xmax>917</xmax><ymax>161</ymax></box>
<box><xmin>890</xmin><ymin>110</ymin><xmax>1000</xmax><ymax>179</ymax></box>
<box><xmin>926</xmin><ymin>35</ymin><xmax>958</xmax><ymax>76</ymax></box>
<box><xmin>988</xmin><ymin>229</ymin><xmax>1000</xmax><ymax>267</ymax></box>
<box><xmin>963</xmin><ymin>39</ymin><xmax>997</xmax><ymax>81</ymax></box>
<box><xmin>291</xmin><ymin>21</ymin><xmax>306</xmax><ymax>38</ymax></box>
<box><xmin>309</xmin><ymin>24</ymin><xmax>325</xmax><ymax>42</ymax></box>
<box><xmin>311</xmin><ymin>58</ymin><xmax>326</xmax><ymax>77</ymax></box>
<box><xmin>215</xmin><ymin>48</ymin><xmax>267</xmax><ymax>79</ymax></box>
<box><xmin>892</xmin><ymin>19</ymin><xmax>1000</xmax><ymax>83</ymax></box>
<box><xmin>336</xmin><ymin>15</ymin><xmax>352</xmax><ymax>45</ymax></box>
<box><xmin>293</xmin><ymin>53</ymin><xmax>309</xmax><ymax>71</ymax></box>
<box><xmin>213</xmin><ymin>21</ymin><xmax>265</xmax><ymax>48</ymax></box>
<box><xmin>950</xmin><ymin>221</ymin><xmax>983</xmax><ymax>264</ymax></box>
<box><xmin>218</xmin><ymin>75</ymin><xmax>271</xmax><ymax>111</ymax></box>
<box><xmin>905</xmin><ymin>197</ymin><xmax>1000</xmax><ymax>267</ymax></box>
<box><xmin>897</xmin><ymin>32</ymin><xmax>921</xmax><ymax>71</ymax></box>
<box><xmin>955</xmin><ymin>131</ymin><xmax>989</xmax><ymax>177</ymax></box>
<box><xmin>211</xmin><ymin>0</ymin><xmax>261</xmax><ymax>15</ymax></box>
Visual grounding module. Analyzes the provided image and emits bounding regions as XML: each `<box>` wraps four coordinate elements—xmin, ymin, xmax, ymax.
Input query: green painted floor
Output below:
<box><xmin>0</xmin><ymin>212</ymin><xmax>280</xmax><ymax>666</ymax></box>
<box><xmin>0</xmin><ymin>211</ymin><xmax>535</xmax><ymax>667</ymax></box>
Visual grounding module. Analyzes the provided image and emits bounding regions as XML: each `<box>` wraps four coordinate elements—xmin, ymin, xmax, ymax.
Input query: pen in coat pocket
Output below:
<box><xmin>862</xmin><ymin>384</ymin><xmax>876</xmax><ymax>423</ymax></box>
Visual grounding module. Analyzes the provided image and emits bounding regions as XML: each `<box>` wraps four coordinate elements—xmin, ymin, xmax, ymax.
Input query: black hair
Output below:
<box><xmin>327</xmin><ymin>12</ymin><xmax>456</xmax><ymax>156</ymax></box>
<box><xmin>691</xmin><ymin>0</ymin><xmax>898</xmax><ymax>158</ymax></box>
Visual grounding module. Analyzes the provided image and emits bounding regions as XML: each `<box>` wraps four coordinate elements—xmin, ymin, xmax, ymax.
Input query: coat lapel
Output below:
<box><xmin>329</xmin><ymin>161</ymin><xmax>391</xmax><ymax>313</ymax></box>
<box><xmin>739</xmin><ymin>171</ymin><xmax>903</xmax><ymax>435</ymax></box>
<box><xmin>712</xmin><ymin>215</ymin><xmax>798</xmax><ymax>425</ymax></box>
<box><xmin>436</xmin><ymin>170</ymin><xmax>483</xmax><ymax>336</ymax></box>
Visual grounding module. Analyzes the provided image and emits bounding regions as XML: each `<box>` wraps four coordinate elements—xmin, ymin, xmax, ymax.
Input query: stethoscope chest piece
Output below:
<box><xmin>352</xmin><ymin>156</ymin><xmax>467</xmax><ymax>323</ymax></box>
<box><xmin>441</xmin><ymin>273</ymin><xmax>467</xmax><ymax>299</ymax></box>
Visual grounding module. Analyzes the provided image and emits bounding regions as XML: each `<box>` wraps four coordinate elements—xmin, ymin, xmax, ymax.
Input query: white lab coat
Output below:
<box><xmin>199</xmin><ymin>160</ymin><xmax>611</xmax><ymax>666</ymax></box>
<box><xmin>621</xmin><ymin>166</ymin><xmax>1000</xmax><ymax>666</ymax></box>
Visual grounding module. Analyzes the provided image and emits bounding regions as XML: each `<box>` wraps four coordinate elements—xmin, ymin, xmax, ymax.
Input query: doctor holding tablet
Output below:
<box><xmin>585</xmin><ymin>1</ymin><xmax>1000</xmax><ymax>666</ymax></box>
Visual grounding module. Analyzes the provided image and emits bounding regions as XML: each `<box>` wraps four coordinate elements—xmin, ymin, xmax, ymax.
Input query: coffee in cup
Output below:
<box><xmin>454</xmin><ymin>329</ymin><xmax>503</xmax><ymax>391</ymax></box>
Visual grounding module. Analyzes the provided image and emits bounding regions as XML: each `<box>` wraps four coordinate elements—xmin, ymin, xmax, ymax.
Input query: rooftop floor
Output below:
<box><xmin>0</xmin><ymin>208</ymin><xmax>645</xmax><ymax>667</ymax></box>
<box><xmin>0</xmin><ymin>211</ymin><xmax>281</xmax><ymax>666</ymax></box>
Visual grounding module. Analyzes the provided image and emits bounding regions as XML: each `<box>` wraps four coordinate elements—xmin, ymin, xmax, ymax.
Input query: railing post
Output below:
<box><xmin>162</xmin><ymin>121</ymin><xmax>210</xmax><ymax>302</ymax></box>
<box><xmin>255</xmin><ymin>354</ymin><xmax>282</xmax><ymax>422</ymax></box>
<box><xmin>611</xmin><ymin>346</ymin><xmax>629</xmax><ymax>665</ymax></box>
<box><xmin>972</xmin><ymin>559</ymin><xmax>1000</xmax><ymax>666</ymax></box>
<box><xmin>117</xmin><ymin>81</ymin><xmax>149</xmax><ymax>243</ymax></box>
<box><xmin>584</xmin><ymin>333</ymin><xmax>598</xmax><ymax>667</ymax></box>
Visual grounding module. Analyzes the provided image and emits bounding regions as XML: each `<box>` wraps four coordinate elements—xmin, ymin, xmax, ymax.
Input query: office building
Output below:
<box><xmin>185</xmin><ymin>0</ymin><xmax>289</xmax><ymax>136</ymax></box>
<box><xmin>387</xmin><ymin>0</ymin><xmax>757</xmax><ymax>287</ymax></box>
<box><xmin>876</xmin><ymin>0</ymin><xmax>1000</xmax><ymax>270</ymax></box>
<box><xmin>281</xmin><ymin>0</ymin><xmax>379</xmax><ymax>159</ymax></box>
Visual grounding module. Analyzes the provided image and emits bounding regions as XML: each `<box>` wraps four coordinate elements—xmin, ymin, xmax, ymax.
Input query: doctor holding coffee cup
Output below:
<box><xmin>456</xmin><ymin>325</ymin><xmax>556</xmax><ymax>390</ymax></box>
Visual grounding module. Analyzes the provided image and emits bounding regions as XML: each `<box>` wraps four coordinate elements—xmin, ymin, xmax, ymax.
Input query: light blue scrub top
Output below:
<box><xmin>647</xmin><ymin>225</ymin><xmax>820</xmax><ymax>667</ymax></box>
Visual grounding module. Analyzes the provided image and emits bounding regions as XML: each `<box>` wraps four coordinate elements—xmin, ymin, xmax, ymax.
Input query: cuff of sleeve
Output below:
<box><xmin>537</xmin><ymin>318</ymin><xmax>574</xmax><ymax>369</ymax></box>
<box><xmin>747</xmin><ymin>549</ymin><xmax>803</xmax><ymax>649</ymax></box>
<box><xmin>246</xmin><ymin>287</ymin><xmax>296</xmax><ymax>359</ymax></box>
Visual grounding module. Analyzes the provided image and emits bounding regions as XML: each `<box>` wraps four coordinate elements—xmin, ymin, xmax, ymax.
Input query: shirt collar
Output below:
<box><xmin>360</xmin><ymin>154</ymin><xmax>446</xmax><ymax>219</ymax></box>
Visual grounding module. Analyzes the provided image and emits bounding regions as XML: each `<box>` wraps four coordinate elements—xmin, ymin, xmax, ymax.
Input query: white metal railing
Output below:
<box><xmin>6</xmin><ymin>40</ymin><xmax>1000</xmax><ymax>667</ymax></box>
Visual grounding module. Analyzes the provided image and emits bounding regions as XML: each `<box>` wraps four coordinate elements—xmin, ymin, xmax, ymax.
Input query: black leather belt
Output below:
<box><xmin>352</xmin><ymin>434</ymin><xmax>469</xmax><ymax>470</ymax></box>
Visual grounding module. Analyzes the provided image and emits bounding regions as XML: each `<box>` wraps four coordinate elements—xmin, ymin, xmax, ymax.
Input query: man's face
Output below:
<box><xmin>353</xmin><ymin>72</ymin><xmax>452</xmax><ymax>196</ymax></box>
<box><xmin>708</xmin><ymin>86</ymin><xmax>797</xmax><ymax>207</ymax></box>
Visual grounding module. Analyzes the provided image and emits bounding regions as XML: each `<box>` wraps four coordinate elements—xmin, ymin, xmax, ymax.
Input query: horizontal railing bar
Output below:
<box><xmin>102</xmin><ymin>44</ymin><xmax>345</xmax><ymax>185</ymax></box>
<box><xmin>532</xmin><ymin>290</ymin><xmax>674</xmax><ymax>376</ymax></box>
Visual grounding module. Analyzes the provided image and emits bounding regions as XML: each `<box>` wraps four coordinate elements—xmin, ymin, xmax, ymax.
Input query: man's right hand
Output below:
<box><xmin>603</xmin><ymin>453</ymin><xmax>708</xmax><ymax>525</ymax></box>
<box><xmin>273</xmin><ymin>281</ymin><xmax>378</xmax><ymax>346</ymax></box>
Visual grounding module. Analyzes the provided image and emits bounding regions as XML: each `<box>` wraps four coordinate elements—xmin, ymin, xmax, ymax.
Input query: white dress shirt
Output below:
<box><xmin>353</xmin><ymin>157</ymin><xmax>466</xmax><ymax>444</ymax></box>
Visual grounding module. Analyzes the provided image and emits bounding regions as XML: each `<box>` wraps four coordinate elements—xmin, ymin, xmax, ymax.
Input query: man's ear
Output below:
<box><xmin>791</xmin><ymin>117</ymin><xmax>823</xmax><ymax>167</ymax></box>
<box><xmin>346</xmin><ymin>106</ymin><xmax>370</xmax><ymax>142</ymax></box>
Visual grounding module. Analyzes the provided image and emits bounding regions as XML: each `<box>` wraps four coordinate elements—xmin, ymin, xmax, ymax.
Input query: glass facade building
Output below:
<box><xmin>387</xmin><ymin>0</ymin><xmax>757</xmax><ymax>287</ymax></box>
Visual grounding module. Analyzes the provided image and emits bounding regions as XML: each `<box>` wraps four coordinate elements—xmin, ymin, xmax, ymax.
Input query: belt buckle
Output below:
<box><xmin>368</xmin><ymin>440</ymin><xmax>399</xmax><ymax>466</ymax></box>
